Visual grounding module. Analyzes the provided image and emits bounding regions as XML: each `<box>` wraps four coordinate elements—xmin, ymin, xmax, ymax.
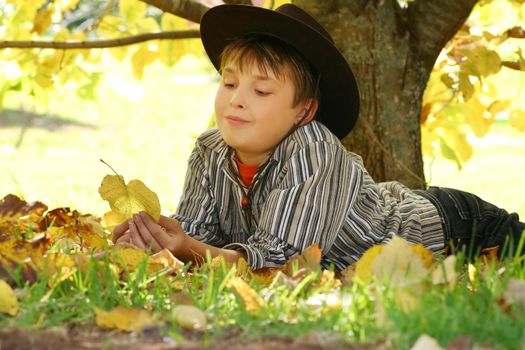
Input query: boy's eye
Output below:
<box><xmin>223</xmin><ymin>81</ymin><xmax>235</xmax><ymax>88</ymax></box>
<box><xmin>255</xmin><ymin>89</ymin><xmax>270</xmax><ymax>96</ymax></box>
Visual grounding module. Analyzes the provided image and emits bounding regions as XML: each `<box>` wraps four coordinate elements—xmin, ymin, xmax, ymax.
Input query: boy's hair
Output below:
<box><xmin>219</xmin><ymin>34</ymin><xmax>319</xmax><ymax>108</ymax></box>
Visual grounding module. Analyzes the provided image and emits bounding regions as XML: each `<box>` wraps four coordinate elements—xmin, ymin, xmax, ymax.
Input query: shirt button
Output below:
<box><xmin>241</xmin><ymin>197</ymin><xmax>249</xmax><ymax>208</ymax></box>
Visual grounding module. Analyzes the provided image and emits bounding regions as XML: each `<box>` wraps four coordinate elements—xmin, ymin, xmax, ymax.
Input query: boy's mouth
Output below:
<box><xmin>226</xmin><ymin>116</ymin><xmax>250</xmax><ymax>126</ymax></box>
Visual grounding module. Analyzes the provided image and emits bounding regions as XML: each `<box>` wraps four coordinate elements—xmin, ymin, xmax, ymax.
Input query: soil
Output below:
<box><xmin>0</xmin><ymin>326</ymin><xmax>384</xmax><ymax>350</ymax></box>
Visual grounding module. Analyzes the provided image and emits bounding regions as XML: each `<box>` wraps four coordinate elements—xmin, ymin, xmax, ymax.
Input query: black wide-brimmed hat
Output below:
<box><xmin>200</xmin><ymin>4</ymin><xmax>360</xmax><ymax>139</ymax></box>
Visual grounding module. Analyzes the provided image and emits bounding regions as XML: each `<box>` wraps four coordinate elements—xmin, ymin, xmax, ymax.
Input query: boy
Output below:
<box><xmin>112</xmin><ymin>4</ymin><xmax>524</xmax><ymax>271</ymax></box>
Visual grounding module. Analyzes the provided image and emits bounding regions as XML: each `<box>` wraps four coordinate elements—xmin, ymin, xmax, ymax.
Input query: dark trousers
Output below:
<box><xmin>416</xmin><ymin>187</ymin><xmax>525</xmax><ymax>258</ymax></box>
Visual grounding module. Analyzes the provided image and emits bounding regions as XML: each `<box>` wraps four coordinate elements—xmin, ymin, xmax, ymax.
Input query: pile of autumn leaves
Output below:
<box><xmin>1</xmin><ymin>173</ymin><xmax>524</xmax><ymax>343</ymax></box>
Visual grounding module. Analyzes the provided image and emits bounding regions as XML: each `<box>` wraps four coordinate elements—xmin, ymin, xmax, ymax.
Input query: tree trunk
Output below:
<box><xmin>294</xmin><ymin>0</ymin><xmax>477</xmax><ymax>189</ymax></box>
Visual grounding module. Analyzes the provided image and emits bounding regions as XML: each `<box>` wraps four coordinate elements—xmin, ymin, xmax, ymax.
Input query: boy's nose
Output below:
<box><xmin>229</xmin><ymin>91</ymin><xmax>246</xmax><ymax>109</ymax></box>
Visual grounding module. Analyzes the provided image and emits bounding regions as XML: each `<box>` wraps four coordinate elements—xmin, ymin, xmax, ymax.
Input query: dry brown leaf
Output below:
<box><xmin>227</xmin><ymin>276</ymin><xmax>265</xmax><ymax>314</ymax></box>
<box><xmin>94</xmin><ymin>306</ymin><xmax>155</xmax><ymax>332</ymax></box>
<box><xmin>283</xmin><ymin>244</ymin><xmax>322</xmax><ymax>275</ymax></box>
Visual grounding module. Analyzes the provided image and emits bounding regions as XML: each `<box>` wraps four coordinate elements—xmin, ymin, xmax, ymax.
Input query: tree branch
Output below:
<box><xmin>0</xmin><ymin>30</ymin><xmax>200</xmax><ymax>49</ymax></box>
<box><xmin>139</xmin><ymin>0</ymin><xmax>210</xmax><ymax>23</ymax></box>
<box><xmin>407</xmin><ymin>0</ymin><xmax>478</xmax><ymax>65</ymax></box>
<box><xmin>502</xmin><ymin>61</ymin><xmax>525</xmax><ymax>71</ymax></box>
<box><xmin>507</xmin><ymin>26</ymin><xmax>525</xmax><ymax>39</ymax></box>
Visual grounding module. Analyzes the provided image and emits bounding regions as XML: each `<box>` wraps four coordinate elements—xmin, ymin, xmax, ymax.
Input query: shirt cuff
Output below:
<box><xmin>223</xmin><ymin>242</ymin><xmax>264</xmax><ymax>269</ymax></box>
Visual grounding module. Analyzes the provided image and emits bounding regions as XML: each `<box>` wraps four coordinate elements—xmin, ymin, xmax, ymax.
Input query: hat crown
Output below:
<box><xmin>275</xmin><ymin>4</ymin><xmax>334</xmax><ymax>44</ymax></box>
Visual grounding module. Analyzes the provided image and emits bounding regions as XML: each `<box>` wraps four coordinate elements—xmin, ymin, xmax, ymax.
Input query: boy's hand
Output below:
<box><xmin>112</xmin><ymin>220</ymin><xmax>131</xmax><ymax>244</ymax></box>
<box><xmin>128</xmin><ymin>212</ymin><xmax>187</xmax><ymax>255</ymax></box>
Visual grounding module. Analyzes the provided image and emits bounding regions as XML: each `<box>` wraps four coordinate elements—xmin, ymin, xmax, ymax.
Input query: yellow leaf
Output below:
<box><xmin>150</xmin><ymin>249</ymin><xmax>184</xmax><ymax>274</ymax></box>
<box><xmin>172</xmin><ymin>305</ymin><xmax>207</xmax><ymax>329</ymax></box>
<box><xmin>283</xmin><ymin>244</ymin><xmax>322</xmax><ymax>275</ymax></box>
<box><xmin>119</xmin><ymin>0</ymin><xmax>147</xmax><ymax>24</ymax></box>
<box><xmin>32</xmin><ymin>7</ymin><xmax>53</xmax><ymax>35</ymax></box>
<box><xmin>98</xmin><ymin>174</ymin><xmax>161</xmax><ymax>222</ymax></box>
<box><xmin>227</xmin><ymin>277</ymin><xmax>265</xmax><ymax>314</ymax></box>
<box><xmin>131</xmin><ymin>45</ymin><xmax>158</xmax><ymax>80</ymax></box>
<box><xmin>509</xmin><ymin>109</ymin><xmax>525</xmax><ymax>132</ymax></box>
<box><xmin>354</xmin><ymin>245</ymin><xmax>383</xmax><ymax>282</ymax></box>
<box><xmin>355</xmin><ymin>236</ymin><xmax>431</xmax><ymax>285</ymax></box>
<box><xmin>431</xmin><ymin>255</ymin><xmax>458</xmax><ymax>289</ymax></box>
<box><xmin>463</xmin><ymin>46</ymin><xmax>502</xmax><ymax>77</ymax></box>
<box><xmin>464</xmin><ymin>97</ymin><xmax>492</xmax><ymax>137</ymax></box>
<box><xmin>488</xmin><ymin>99</ymin><xmax>512</xmax><ymax>116</ymax></box>
<box><xmin>458</xmin><ymin>72</ymin><xmax>475</xmax><ymax>101</ymax></box>
<box><xmin>94</xmin><ymin>306</ymin><xmax>155</xmax><ymax>332</ymax></box>
<box><xmin>0</xmin><ymin>279</ymin><xmax>19</xmax><ymax>316</ymax></box>
<box><xmin>454</xmin><ymin>132</ymin><xmax>473</xmax><ymax>162</ymax></box>
<box><xmin>103</xmin><ymin>210</ymin><xmax>128</xmax><ymax>230</ymax></box>
<box><xmin>58</xmin><ymin>0</ymin><xmax>80</xmax><ymax>12</ymax></box>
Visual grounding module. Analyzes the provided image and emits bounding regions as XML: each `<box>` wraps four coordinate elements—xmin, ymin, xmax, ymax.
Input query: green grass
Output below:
<box><xmin>1</xmin><ymin>249</ymin><xmax>524</xmax><ymax>349</ymax></box>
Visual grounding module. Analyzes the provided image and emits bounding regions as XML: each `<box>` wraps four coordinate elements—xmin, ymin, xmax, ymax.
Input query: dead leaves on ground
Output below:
<box><xmin>1</xmin><ymin>193</ymin><xmax>524</xmax><ymax>335</ymax></box>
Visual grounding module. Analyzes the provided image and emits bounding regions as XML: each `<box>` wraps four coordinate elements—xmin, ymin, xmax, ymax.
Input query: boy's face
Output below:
<box><xmin>215</xmin><ymin>62</ymin><xmax>308</xmax><ymax>165</ymax></box>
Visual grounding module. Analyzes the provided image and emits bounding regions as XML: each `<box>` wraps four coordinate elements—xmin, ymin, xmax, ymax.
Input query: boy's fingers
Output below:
<box><xmin>133</xmin><ymin>213</ymin><xmax>163</xmax><ymax>252</ymax></box>
<box><xmin>112</xmin><ymin>220</ymin><xmax>131</xmax><ymax>243</ymax></box>
<box><xmin>129</xmin><ymin>221</ymin><xmax>147</xmax><ymax>250</ymax></box>
<box><xmin>116</xmin><ymin>232</ymin><xmax>131</xmax><ymax>245</ymax></box>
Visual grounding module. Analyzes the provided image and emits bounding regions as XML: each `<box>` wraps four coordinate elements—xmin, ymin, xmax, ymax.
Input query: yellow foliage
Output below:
<box><xmin>94</xmin><ymin>306</ymin><xmax>155</xmax><ymax>332</ymax></box>
<box><xmin>119</xmin><ymin>0</ymin><xmax>147</xmax><ymax>24</ymax></box>
<box><xmin>510</xmin><ymin>109</ymin><xmax>525</xmax><ymax>132</ymax></box>
<box><xmin>227</xmin><ymin>276</ymin><xmax>266</xmax><ymax>314</ymax></box>
<box><xmin>0</xmin><ymin>279</ymin><xmax>19</xmax><ymax>316</ymax></box>
<box><xmin>32</xmin><ymin>7</ymin><xmax>53</xmax><ymax>35</ymax></box>
<box><xmin>353</xmin><ymin>236</ymin><xmax>434</xmax><ymax>284</ymax></box>
<box><xmin>98</xmin><ymin>174</ymin><xmax>161</xmax><ymax>223</ymax></box>
<box><xmin>131</xmin><ymin>45</ymin><xmax>158</xmax><ymax>80</ymax></box>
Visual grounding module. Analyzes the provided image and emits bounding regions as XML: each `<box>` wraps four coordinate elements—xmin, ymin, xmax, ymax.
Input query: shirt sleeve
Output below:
<box><xmin>171</xmin><ymin>145</ymin><xmax>225</xmax><ymax>247</ymax></box>
<box><xmin>224</xmin><ymin>142</ymin><xmax>360</xmax><ymax>269</ymax></box>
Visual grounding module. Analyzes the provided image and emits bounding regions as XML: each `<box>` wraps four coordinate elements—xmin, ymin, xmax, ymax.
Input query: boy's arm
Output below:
<box><xmin>129</xmin><ymin>212</ymin><xmax>246</xmax><ymax>264</ymax></box>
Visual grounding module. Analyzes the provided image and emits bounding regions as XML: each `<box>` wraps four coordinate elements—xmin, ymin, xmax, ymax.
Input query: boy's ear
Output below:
<box><xmin>297</xmin><ymin>99</ymin><xmax>319</xmax><ymax>126</ymax></box>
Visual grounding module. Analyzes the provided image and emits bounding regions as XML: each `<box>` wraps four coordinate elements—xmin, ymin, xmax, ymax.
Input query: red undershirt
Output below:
<box><xmin>235</xmin><ymin>158</ymin><xmax>259</xmax><ymax>188</ymax></box>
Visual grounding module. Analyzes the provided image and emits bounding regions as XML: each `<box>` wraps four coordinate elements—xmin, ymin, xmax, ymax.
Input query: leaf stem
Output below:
<box><xmin>99</xmin><ymin>159</ymin><xmax>120</xmax><ymax>176</ymax></box>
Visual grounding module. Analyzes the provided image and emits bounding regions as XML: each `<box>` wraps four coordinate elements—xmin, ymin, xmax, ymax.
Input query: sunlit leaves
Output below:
<box><xmin>98</xmin><ymin>174</ymin><xmax>161</xmax><ymax>223</ymax></box>
<box><xmin>422</xmin><ymin>0</ymin><xmax>525</xmax><ymax>166</ymax></box>
<box><xmin>0</xmin><ymin>279</ymin><xmax>19</xmax><ymax>316</ymax></box>
<box><xmin>95</xmin><ymin>306</ymin><xmax>155</xmax><ymax>332</ymax></box>
<box><xmin>509</xmin><ymin>109</ymin><xmax>525</xmax><ymax>131</ymax></box>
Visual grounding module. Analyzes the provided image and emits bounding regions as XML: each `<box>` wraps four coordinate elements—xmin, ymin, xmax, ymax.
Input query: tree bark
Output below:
<box><xmin>294</xmin><ymin>0</ymin><xmax>478</xmax><ymax>189</ymax></box>
<box><xmin>140</xmin><ymin>0</ymin><xmax>210</xmax><ymax>23</ymax></box>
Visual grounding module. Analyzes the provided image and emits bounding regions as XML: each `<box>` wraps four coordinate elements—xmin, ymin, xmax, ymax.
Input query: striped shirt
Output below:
<box><xmin>172</xmin><ymin>121</ymin><xmax>444</xmax><ymax>271</ymax></box>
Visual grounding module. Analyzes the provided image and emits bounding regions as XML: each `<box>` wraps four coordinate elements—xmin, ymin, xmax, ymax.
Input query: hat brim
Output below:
<box><xmin>200</xmin><ymin>5</ymin><xmax>360</xmax><ymax>139</ymax></box>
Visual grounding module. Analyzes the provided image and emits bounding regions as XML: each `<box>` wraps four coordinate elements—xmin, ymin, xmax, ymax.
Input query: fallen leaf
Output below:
<box><xmin>502</xmin><ymin>278</ymin><xmax>525</xmax><ymax>309</ymax></box>
<box><xmin>94</xmin><ymin>306</ymin><xmax>155</xmax><ymax>332</ymax></box>
<box><xmin>410</xmin><ymin>334</ymin><xmax>444</xmax><ymax>350</ymax></box>
<box><xmin>283</xmin><ymin>244</ymin><xmax>322</xmax><ymax>275</ymax></box>
<box><xmin>227</xmin><ymin>276</ymin><xmax>265</xmax><ymax>314</ymax></box>
<box><xmin>98</xmin><ymin>174</ymin><xmax>161</xmax><ymax>223</ymax></box>
<box><xmin>354</xmin><ymin>236</ymin><xmax>432</xmax><ymax>285</ymax></box>
<box><xmin>0</xmin><ymin>279</ymin><xmax>19</xmax><ymax>316</ymax></box>
<box><xmin>172</xmin><ymin>305</ymin><xmax>207</xmax><ymax>329</ymax></box>
<box><xmin>431</xmin><ymin>255</ymin><xmax>458</xmax><ymax>289</ymax></box>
